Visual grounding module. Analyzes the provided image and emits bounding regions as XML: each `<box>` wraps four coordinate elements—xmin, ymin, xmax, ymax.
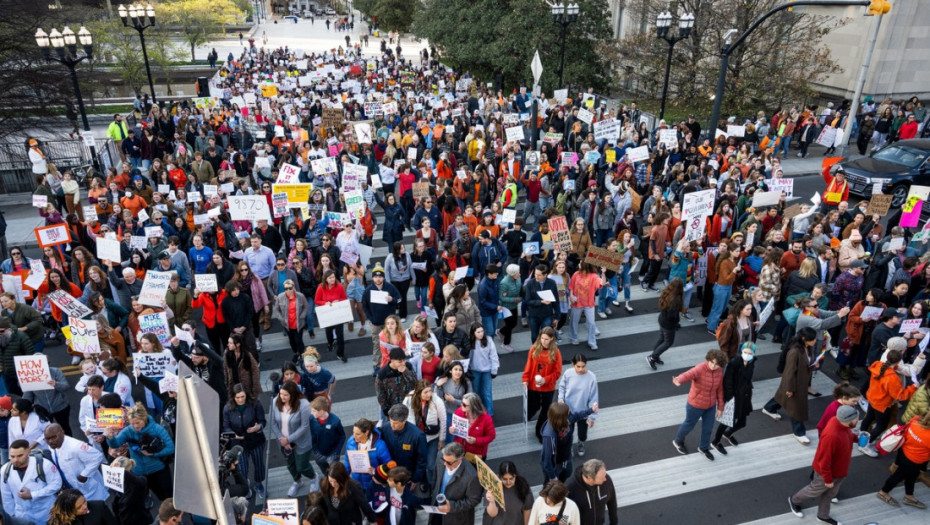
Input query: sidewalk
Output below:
<box><xmin>778</xmin><ymin>142</ymin><xmax>863</xmax><ymax>178</ymax></box>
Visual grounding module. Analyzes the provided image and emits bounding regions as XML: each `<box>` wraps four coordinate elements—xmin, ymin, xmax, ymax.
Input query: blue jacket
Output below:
<box><xmin>362</xmin><ymin>281</ymin><xmax>401</xmax><ymax>325</ymax></box>
<box><xmin>471</xmin><ymin>239</ymin><xmax>507</xmax><ymax>278</ymax></box>
<box><xmin>107</xmin><ymin>416</ymin><xmax>175</xmax><ymax>475</ymax></box>
<box><xmin>375</xmin><ymin>193</ymin><xmax>406</xmax><ymax>240</ymax></box>
<box><xmin>310</xmin><ymin>413</ymin><xmax>346</xmax><ymax>459</ymax></box>
<box><xmin>412</xmin><ymin>205</ymin><xmax>442</xmax><ymax>232</ymax></box>
<box><xmin>344</xmin><ymin>429</ymin><xmax>393</xmax><ymax>490</ymax></box>
<box><xmin>477</xmin><ymin>276</ymin><xmax>500</xmax><ymax>317</ymax></box>
<box><xmin>378</xmin><ymin>421</ymin><xmax>428</xmax><ymax>483</ymax></box>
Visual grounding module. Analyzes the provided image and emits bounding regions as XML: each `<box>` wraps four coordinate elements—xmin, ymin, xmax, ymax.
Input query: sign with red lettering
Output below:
<box><xmin>14</xmin><ymin>354</ymin><xmax>52</xmax><ymax>391</ymax></box>
<box><xmin>34</xmin><ymin>224</ymin><xmax>72</xmax><ymax>248</ymax></box>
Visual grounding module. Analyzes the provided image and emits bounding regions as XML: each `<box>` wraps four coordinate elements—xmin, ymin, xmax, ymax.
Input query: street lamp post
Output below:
<box><xmin>36</xmin><ymin>26</ymin><xmax>100</xmax><ymax>170</ymax></box>
<box><xmin>655</xmin><ymin>11</ymin><xmax>694</xmax><ymax>121</ymax></box>
<box><xmin>551</xmin><ymin>2</ymin><xmax>579</xmax><ymax>90</ymax></box>
<box><xmin>118</xmin><ymin>3</ymin><xmax>157</xmax><ymax>105</ymax></box>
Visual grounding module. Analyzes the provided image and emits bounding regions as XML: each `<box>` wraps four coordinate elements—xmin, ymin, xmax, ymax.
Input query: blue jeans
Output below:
<box><xmin>596</xmin><ymin>229</ymin><xmax>611</xmax><ymax>246</ymax></box>
<box><xmin>424</xmin><ymin>438</ymin><xmax>440</xmax><ymax>488</ymax></box>
<box><xmin>414</xmin><ymin>285</ymin><xmax>429</xmax><ymax>312</ymax></box>
<box><xmin>306</xmin><ymin>301</ymin><xmax>316</xmax><ymax>332</ymax></box>
<box><xmin>683</xmin><ymin>283</ymin><xmax>694</xmax><ymax>310</ymax></box>
<box><xmin>481</xmin><ymin>315</ymin><xmax>498</xmax><ymax>336</ymax></box>
<box><xmin>780</xmin><ymin>135</ymin><xmax>792</xmax><ymax>157</ymax></box>
<box><xmin>529</xmin><ymin>315</ymin><xmax>552</xmax><ymax>345</ymax></box>
<box><xmin>597</xmin><ymin>275</ymin><xmax>618</xmax><ymax>313</ymax></box>
<box><xmin>764</xmin><ymin>398</ymin><xmax>806</xmax><ymax>436</ymax></box>
<box><xmin>569</xmin><ymin>306</ymin><xmax>597</xmax><ymax>346</ymax></box>
<box><xmin>706</xmin><ymin>283</ymin><xmax>732</xmax><ymax>332</ymax></box>
<box><xmin>675</xmin><ymin>402</ymin><xmax>716</xmax><ymax>451</ymax></box>
<box><xmin>619</xmin><ymin>263</ymin><xmax>632</xmax><ymax>301</ymax></box>
<box><xmin>471</xmin><ymin>370</ymin><xmax>494</xmax><ymax>416</ymax></box>
<box><xmin>32</xmin><ymin>338</ymin><xmax>45</xmax><ymax>354</ymax></box>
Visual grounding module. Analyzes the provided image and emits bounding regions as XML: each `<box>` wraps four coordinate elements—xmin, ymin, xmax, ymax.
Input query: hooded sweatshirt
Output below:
<box><xmin>564</xmin><ymin>466</ymin><xmax>619</xmax><ymax>525</ymax></box>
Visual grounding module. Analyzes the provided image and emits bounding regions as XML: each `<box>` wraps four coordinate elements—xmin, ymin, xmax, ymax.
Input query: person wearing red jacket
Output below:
<box><xmin>788</xmin><ymin>404</ymin><xmax>859</xmax><ymax>523</ymax></box>
<box><xmin>522</xmin><ymin>326</ymin><xmax>562</xmax><ymax>442</ymax></box>
<box><xmin>898</xmin><ymin>114</ymin><xmax>919</xmax><ymax>141</ymax></box>
<box><xmin>671</xmin><ymin>349</ymin><xmax>727</xmax><ymax>461</ymax></box>
<box><xmin>315</xmin><ymin>269</ymin><xmax>348</xmax><ymax>362</ymax></box>
<box><xmin>451</xmin><ymin>392</ymin><xmax>496</xmax><ymax>460</ymax></box>
<box><xmin>192</xmin><ymin>288</ymin><xmax>228</xmax><ymax>355</ymax></box>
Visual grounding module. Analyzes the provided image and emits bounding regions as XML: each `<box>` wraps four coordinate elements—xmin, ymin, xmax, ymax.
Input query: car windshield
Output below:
<box><xmin>873</xmin><ymin>145</ymin><xmax>929</xmax><ymax>168</ymax></box>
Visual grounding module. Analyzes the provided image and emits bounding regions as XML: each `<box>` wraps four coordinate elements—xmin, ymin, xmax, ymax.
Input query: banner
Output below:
<box><xmin>138</xmin><ymin>271</ymin><xmax>172</xmax><ymax>308</ymax></box>
<box><xmin>228</xmin><ymin>196</ymin><xmax>272</xmax><ymax>222</ymax></box>
<box><xmin>69</xmin><ymin>317</ymin><xmax>101</xmax><ymax>355</ymax></box>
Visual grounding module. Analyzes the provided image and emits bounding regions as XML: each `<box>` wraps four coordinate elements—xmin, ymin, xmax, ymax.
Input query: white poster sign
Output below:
<box><xmin>227</xmin><ymin>196</ymin><xmax>272</xmax><ymax>222</ymax></box>
<box><xmin>315</xmin><ymin>300</ymin><xmax>353</xmax><ymax>328</ymax></box>
<box><xmin>138</xmin><ymin>271</ymin><xmax>172</xmax><ymax>307</ymax></box>
<box><xmin>14</xmin><ymin>354</ymin><xmax>52</xmax><ymax>391</ymax></box>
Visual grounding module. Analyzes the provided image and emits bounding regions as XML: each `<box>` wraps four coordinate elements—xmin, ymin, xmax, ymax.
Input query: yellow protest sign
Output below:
<box><xmin>475</xmin><ymin>457</ymin><xmax>506</xmax><ymax>511</ymax></box>
<box><xmin>261</xmin><ymin>84</ymin><xmax>279</xmax><ymax>98</ymax></box>
<box><xmin>606</xmin><ymin>149</ymin><xmax>616</xmax><ymax>163</ymax></box>
<box><xmin>273</xmin><ymin>184</ymin><xmax>313</xmax><ymax>204</ymax></box>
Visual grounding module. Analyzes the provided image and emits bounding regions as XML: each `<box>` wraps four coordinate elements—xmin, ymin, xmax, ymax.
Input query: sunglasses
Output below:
<box><xmin>284</xmin><ymin>286</ymin><xmax>293</xmax><ymax>290</ymax></box>
<box><xmin>10</xmin><ymin>252</ymin><xmax>21</xmax><ymax>256</ymax></box>
<box><xmin>240</xmin><ymin>269</ymin><xmax>249</xmax><ymax>273</ymax></box>
<box><xmin>442</xmin><ymin>458</ymin><xmax>459</xmax><ymax>466</ymax></box>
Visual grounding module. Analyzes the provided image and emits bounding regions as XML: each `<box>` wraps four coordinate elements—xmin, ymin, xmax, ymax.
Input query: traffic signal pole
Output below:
<box><xmin>838</xmin><ymin>10</ymin><xmax>884</xmax><ymax>157</ymax></box>
<box><xmin>708</xmin><ymin>0</ymin><xmax>874</xmax><ymax>137</ymax></box>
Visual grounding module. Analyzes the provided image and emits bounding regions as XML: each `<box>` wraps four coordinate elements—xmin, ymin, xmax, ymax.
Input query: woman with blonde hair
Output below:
<box><xmin>378</xmin><ymin>314</ymin><xmax>406</xmax><ymax>369</ymax></box>
<box><xmin>105</xmin><ymin>402</ymin><xmax>175</xmax><ymax>500</ymax></box>
<box><xmin>110</xmin><ymin>456</ymin><xmax>151</xmax><ymax>525</ymax></box>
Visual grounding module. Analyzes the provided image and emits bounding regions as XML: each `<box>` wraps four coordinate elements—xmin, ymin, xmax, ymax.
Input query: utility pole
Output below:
<box><xmin>839</xmin><ymin>0</ymin><xmax>889</xmax><ymax>157</ymax></box>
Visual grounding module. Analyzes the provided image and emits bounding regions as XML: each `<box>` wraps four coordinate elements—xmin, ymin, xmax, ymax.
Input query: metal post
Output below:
<box><xmin>557</xmin><ymin>22</ymin><xmax>568</xmax><ymax>89</ymax></box>
<box><xmin>138</xmin><ymin>29</ymin><xmax>156</xmax><ymax>105</ymax></box>
<box><xmin>659</xmin><ymin>41</ymin><xmax>675</xmax><ymax>121</ymax></box>
<box><xmin>68</xmin><ymin>64</ymin><xmax>99</xmax><ymax>170</ymax></box>
<box><xmin>709</xmin><ymin>52</ymin><xmax>730</xmax><ymax>138</ymax></box>
<box><xmin>530</xmin><ymin>97</ymin><xmax>538</xmax><ymax>148</ymax></box>
<box><xmin>839</xmin><ymin>13</ymin><xmax>882</xmax><ymax>157</ymax></box>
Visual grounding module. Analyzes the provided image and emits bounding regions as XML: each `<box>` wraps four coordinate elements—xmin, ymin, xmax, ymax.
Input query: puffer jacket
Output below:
<box><xmin>106</xmin><ymin>416</ymin><xmax>175</xmax><ymax>475</ymax></box>
<box><xmin>904</xmin><ymin>385</ymin><xmax>930</xmax><ymax>422</ymax></box>
<box><xmin>866</xmin><ymin>361</ymin><xmax>917</xmax><ymax>413</ymax></box>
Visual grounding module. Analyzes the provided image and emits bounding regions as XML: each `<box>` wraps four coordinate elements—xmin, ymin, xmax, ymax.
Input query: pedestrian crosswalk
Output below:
<box><xmin>251</xmin><ymin>271</ymin><xmax>929</xmax><ymax>523</ymax></box>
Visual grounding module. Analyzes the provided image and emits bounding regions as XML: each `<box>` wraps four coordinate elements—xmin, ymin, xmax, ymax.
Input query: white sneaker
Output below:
<box><xmin>287</xmin><ymin>479</ymin><xmax>304</xmax><ymax>497</ymax></box>
<box><xmin>858</xmin><ymin>444</ymin><xmax>878</xmax><ymax>457</ymax></box>
<box><xmin>597</xmin><ymin>311</ymin><xmax>607</xmax><ymax>319</ymax></box>
<box><xmin>794</xmin><ymin>435</ymin><xmax>811</xmax><ymax>445</ymax></box>
<box><xmin>761</xmin><ymin>408</ymin><xmax>782</xmax><ymax>421</ymax></box>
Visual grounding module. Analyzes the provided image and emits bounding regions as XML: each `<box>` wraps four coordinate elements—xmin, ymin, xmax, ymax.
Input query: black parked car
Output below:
<box><xmin>838</xmin><ymin>139</ymin><xmax>930</xmax><ymax>208</ymax></box>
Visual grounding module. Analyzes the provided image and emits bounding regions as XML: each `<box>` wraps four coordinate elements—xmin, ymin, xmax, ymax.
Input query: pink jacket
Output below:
<box><xmin>677</xmin><ymin>362</ymin><xmax>724</xmax><ymax>410</ymax></box>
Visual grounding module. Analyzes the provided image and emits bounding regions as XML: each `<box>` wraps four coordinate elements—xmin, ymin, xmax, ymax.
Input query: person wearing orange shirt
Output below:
<box><xmin>859</xmin><ymin>349</ymin><xmax>917</xmax><ymax>457</ymax></box>
<box><xmin>119</xmin><ymin>191</ymin><xmax>148</xmax><ymax>217</ymax></box>
<box><xmin>878</xmin><ymin>410</ymin><xmax>930</xmax><ymax>509</ymax></box>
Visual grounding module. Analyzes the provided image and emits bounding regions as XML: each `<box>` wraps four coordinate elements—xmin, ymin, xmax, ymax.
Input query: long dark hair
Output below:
<box><xmin>658</xmin><ymin>277</ymin><xmax>683</xmax><ymax>311</ymax></box>
<box><xmin>469</xmin><ymin>321</ymin><xmax>488</xmax><ymax>347</ymax></box>
<box><xmin>227</xmin><ymin>383</ymin><xmax>253</xmax><ymax>409</ymax></box>
<box><xmin>321</xmin><ymin>462</ymin><xmax>350</xmax><ymax>500</ymax></box>
<box><xmin>876</xmin><ymin>349</ymin><xmax>903</xmax><ymax>379</ymax></box>
<box><xmin>225</xmin><ymin>334</ymin><xmax>254</xmax><ymax>372</ymax></box>
<box><xmin>275</xmin><ymin>381</ymin><xmax>301</xmax><ymax>412</ymax></box>
<box><xmin>498</xmin><ymin>460</ymin><xmax>532</xmax><ymax>502</ymax></box>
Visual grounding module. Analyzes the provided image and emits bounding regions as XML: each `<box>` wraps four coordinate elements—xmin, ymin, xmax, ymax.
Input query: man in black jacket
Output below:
<box><xmin>170</xmin><ymin>333</ymin><xmax>227</xmax><ymax>410</ymax></box>
<box><xmin>433</xmin><ymin>313</ymin><xmax>468</xmax><ymax>358</ymax></box>
<box><xmin>523</xmin><ymin>264</ymin><xmax>560</xmax><ymax>344</ymax></box>
<box><xmin>565</xmin><ymin>459</ymin><xmax>618</xmax><ymax>525</ymax></box>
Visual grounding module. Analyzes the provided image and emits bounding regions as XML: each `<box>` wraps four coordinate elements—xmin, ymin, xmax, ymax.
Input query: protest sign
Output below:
<box><xmin>195</xmin><ymin>273</ymin><xmax>218</xmax><ymax>293</ymax></box>
<box><xmin>476</xmin><ymin>457</ymin><xmax>506</xmax><ymax>511</ymax></box>
<box><xmin>345</xmin><ymin>190</ymin><xmax>366</xmax><ymax>221</ymax></box>
<box><xmin>23</xmin><ymin>260</ymin><xmax>46</xmax><ymax>290</ymax></box>
<box><xmin>450</xmin><ymin>414</ymin><xmax>470</xmax><ymax>438</ymax></box>
<box><xmin>96</xmin><ymin>408</ymin><xmax>124</xmax><ymax>429</ymax></box>
<box><xmin>413</xmin><ymin>182</ymin><xmax>431</xmax><ymax>200</ymax></box>
<box><xmin>48</xmin><ymin>289</ymin><xmax>94</xmax><ymax>318</ymax></box>
<box><xmin>34</xmin><ymin>224</ymin><xmax>71</xmax><ymax>248</ymax></box>
<box><xmin>354</xmin><ymin>123</ymin><xmax>373</xmax><ymax>145</ymax></box>
<box><xmin>138</xmin><ymin>271</ymin><xmax>172</xmax><ymax>308</ymax></box>
<box><xmin>782</xmin><ymin>203</ymin><xmax>805</xmax><ymax>223</ymax></box>
<box><xmin>816</xmin><ymin>126</ymin><xmax>837</xmax><ymax>147</ymax></box>
<box><xmin>684</xmin><ymin>215</ymin><xmax>707</xmax><ymax>242</ymax></box>
<box><xmin>252</xmin><ymin>517</ymin><xmax>284</xmax><ymax>525</ymax></box>
<box><xmin>765</xmin><ymin>178</ymin><xmax>794</xmax><ymax>198</ymax></box>
<box><xmin>523</xmin><ymin>242</ymin><xmax>540</xmax><ymax>255</ymax></box>
<box><xmin>659</xmin><ymin>129</ymin><xmax>678</xmax><ymax>147</ymax></box>
<box><xmin>543</xmin><ymin>133</ymin><xmax>563</xmax><ymax>145</ymax></box>
<box><xmin>584</xmin><ymin>246</ymin><xmax>623</xmax><ymax>272</ymax></box>
<box><xmin>69</xmin><ymin>317</ymin><xmax>101</xmax><ymax>355</ymax></box>
<box><xmin>901</xmin><ymin>318</ymin><xmax>923</xmax><ymax>334</ymax></box>
<box><xmin>14</xmin><ymin>354</ymin><xmax>51</xmax><ymax>391</ymax></box>
<box><xmin>868</xmin><ymin>194</ymin><xmax>894</xmax><ymax>216</ymax></box>
<box><xmin>2</xmin><ymin>274</ymin><xmax>25</xmax><ymax>303</ymax></box>
<box><xmin>553</xmin><ymin>88</ymin><xmax>568</xmax><ymax>102</ymax></box>
<box><xmin>228</xmin><ymin>196</ymin><xmax>272</xmax><ymax>222</ymax></box>
<box><xmin>563</xmin><ymin>179</ymin><xmax>575</xmax><ymax>191</ymax></box>
<box><xmin>159</xmin><ymin>370</ymin><xmax>178</xmax><ymax>394</ymax></box>
<box><xmin>726</xmin><ymin>125</ymin><xmax>746</xmax><ymax>138</ymax></box>
<box><xmin>134</xmin><ymin>350</ymin><xmax>175</xmax><ymax>377</ymax></box>
<box><xmin>130</xmin><ymin>236</ymin><xmax>148</xmax><ymax>250</ymax></box>
<box><xmin>525</xmin><ymin>151</ymin><xmax>541</xmax><ymax>170</ymax></box>
<box><xmin>272</xmin><ymin>192</ymin><xmax>289</xmax><ymax>218</ymax></box>
<box><xmin>560</xmin><ymin>152</ymin><xmax>577</xmax><ymax>167</ymax></box>
<box><xmin>342</xmin><ymin>163</ymin><xmax>368</xmax><ymax>191</ymax></box>
<box><xmin>101</xmin><ymin>465</ymin><xmax>124</xmax><ymax>493</ymax></box>
<box><xmin>274</xmin><ymin>183</ymin><xmax>313</xmax><ymax>203</ymax></box>
<box><xmin>321</xmin><ymin>107</ymin><xmax>343</xmax><ymax>128</ymax></box>
<box><xmin>861</xmin><ymin>306</ymin><xmax>884</xmax><ymax>321</ymax></box>
<box><xmin>32</xmin><ymin>195</ymin><xmax>47</xmax><ymax>208</ymax></box>
<box><xmin>751</xmin><ymin>191</ymin><xmax>782</xmax><ymax>207</ymax></box>
<box><xmin>501</xmin><ymin>208</ymin><xmax>517</xmax><ymax>225</ymax></box>
<box><xmin>758</xmin><ymin>300</ymin><xmax>775</xmax><ymax>328</ymax></box>
<box><xmin>505</xmin><ymin>126</ymin><xmax>524</xmax><ymax>143</ymax></box>
<box><xmin>310</xmin><ymin>157</ymin><xmax>338</xmax><ymax>175</ymax></box>
<box><xmin>593</xmin><ymin>118</ymin><xmax>620</xmax><ymax>141</ymax></box>
<box><xmin>682</xmin><ymin>189</ymin><xmax>717</xmax><ymax>221</ymax></box>
<box><xmin>606</xmin><ymin>149</ymin><xmax>616</xmax><ymax>163</ymax></box>
<box><xmin>83</xmin><ymin>205</ymin><xmax>99</xmax><ymax>220</ymax></box>
<box><xmin>316</xmin><ymin>300</ymin><xmax>353</xmax><ymax>328</ymax></box>
<box><xmin>346</xmin><ymin>450</ymin><xmax>371</xmax><ymax>474</ymax></box>
<box><xmin>266</xmin><ymin>499</ymin><xmax>299</xmax><ymax>525</ymax></box>
<box><xmin>277</xmin><ymin>163</ymin><xmax>301</xmax><ymax>184</ymax></box>
<box><xmin>144</xmin><ymin>226</ymin><xmax>163</xmax><ymax>239</ymax></box>
<box><xmin>576</xmin><ymin>108</ymin><xmax>594</xmax><ymax>125</ymax></box>
<box><xmin>548</xmin><ymin>216</ymin><xmax>573</xmax><ymax>253</ymax></box>
<box><xmin>96</xmin><ymin>237</ymin><xmax>122</xmax><ymax>264</ymax></box>
<box><xmin>626</xmin><ymin>146</ymin><xmax>649</xmax><ymax>163</ymax></box>
<box><xmin>139</xmin><ymin>311</ymin><xmax>171</xmax><ymax>345</ymax></box>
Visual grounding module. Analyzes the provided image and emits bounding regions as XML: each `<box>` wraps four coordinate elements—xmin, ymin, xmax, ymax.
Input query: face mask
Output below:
<box><xmin>741</xmin><ymin>353</ymin><xmax>754</xmax><ymax>362</ymax></box>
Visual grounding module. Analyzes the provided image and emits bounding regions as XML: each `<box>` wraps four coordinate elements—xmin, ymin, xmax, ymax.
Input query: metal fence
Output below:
<box><xmin>0</xmin><ymin>138</ymin><xmax>121</xmax><ymax>194</ymax></box>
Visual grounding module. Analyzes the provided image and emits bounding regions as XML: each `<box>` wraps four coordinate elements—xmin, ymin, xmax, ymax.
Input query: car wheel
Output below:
<box><xmin>890</xmin><ymin>183</ymin><xmax>909</xmax><ymax>208</ymax></box>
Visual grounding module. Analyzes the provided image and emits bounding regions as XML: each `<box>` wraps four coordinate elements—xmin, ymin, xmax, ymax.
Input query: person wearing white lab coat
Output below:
<box><xmin>44</xmin><ymin>423</ymin><xmax>109</xmax><ymax>501</ymax></box>
<box><xmin>8</xmin><ymin>399</ymin><xmax>49</xmax><ymax>451</ymax></box>
<box><xmin>78</xmin><ymin>375</ymin><xmax>107</xmax><ymax>452</ymax></box>
<box><xmin>0</xmin><ymin>439</ymin><xmax>63</xmax><ymax>525</ymax></box>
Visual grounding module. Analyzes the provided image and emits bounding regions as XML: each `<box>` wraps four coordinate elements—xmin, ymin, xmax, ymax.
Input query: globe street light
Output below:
<box><xmin>655</xmin><ymin>11</ymin><xmax>694</xmax><ymax>121</ymax></box>
<box><xmin>36</xmin><ymin>26</ymin><xmax>100</xmax><ymax>169</ymax></box>
<box><xmin>119</xmin><ymin>3</ymin><xmax>157</xmax><ymax>104</ymax></box>
<box><xmin>551</xmin><ymin>2</ymin><xmax>579</xmax><ymax>90</ymax></box>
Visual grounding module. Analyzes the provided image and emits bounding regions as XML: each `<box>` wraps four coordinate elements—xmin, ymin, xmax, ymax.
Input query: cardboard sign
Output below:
<box><xmin>96</xmin><ymin>408</ymin><xmax>124</xmax><ymax>429</ymax></box>
<box><xmin>35</xmin><ymin>224</ymin><xmax>72</xmax><ymax>247</ymax></box>
<box><xmin>228</xmin><ymin>195</ymin><xmax>272</xmax><ymax>222</ymax></box>
<box><xmin>134</xmin><ymin>350</ymin><xmax>175</xmax><ymax>376</ymax></box>
<box><xmin>48</xmin><ymin>289</ymin><xmax>94</xmax><ymax>318</ymax></box>
<box><xmin>266</xmin><ymin>499</ymin><xmax>299</xmax><ymax>525</ymax></box>
<box><xmin>101</xmin><ymin>465</ymin><xmax>125</xmax><ymax>493</ymax></box>
<box><xmin>868</xmin><ymin>194</ymin><xmax>893</xmax><ymax>217</ymax></box>
<box><xmin>138</xmin><ymin>271</ymin><xmax>172</xmax><ymax>307</ymax></box>
<box><xmin>412</xmin><ymin>182</ymin><xmax>431</xmax><ymax>200</ymax></box>
<box><xmin>321</xmin><ymin>107</ymin><xmax>343</xmax><ymax>128</ymax></box>
<box><xmin>69</xmin><ymin>317</ymin><xmax>101</xmax><ymax>355</ymax></box>
<box><xmin>14</xmin><ymin>354</ymin><xmax>52</xmax><ymax>391</ymax></box>
<box><xmin>139</xmin><ymin>311</ymin><xmax>171</xmax><ymax>345</ymax></box>
<box><xmin>626</xmin><ymin>146</ymin><xmax>649</xmax><ymax>163</ymax></box>
<box><xmin>584</xmin><ymin>246</ymin><xmax>623</xmax><ymax>272</ymax></box>
<box><xmin>783</xmin><ymin>203</ymin><xmax>805</xmax><ymax>223</ymax></box>
<box><xmin>476</xmin><ymin>457</ymin><xmax>506</xmax><ymax>511</ymax></box>
<box><xmin>316</xmin><ymin>300</ymin><xmax>353</xmax><ymax>328</ymax></box>
<box><xmin>96</xmin><ymin>237</ymin><xmax>122</xmax><ymax>264</ymax></box>
<box><xmin>548</xmin><ymin>215</ymin><xmax>573</xmax><ymax>253</ymax></box>
<box><xmin>277</xmin><ymin>163</ymin><xmax>301</xmax><ymax>184</ymax></box>
<box><xmin>682</xmin><ymin>189</ymin><xmax>717</xmax><ymax>221</ymax></box>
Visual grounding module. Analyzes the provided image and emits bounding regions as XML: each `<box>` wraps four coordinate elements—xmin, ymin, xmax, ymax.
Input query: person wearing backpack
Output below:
<box><xmin>0</xmin><ymin>438</ymin><xmax>63</xmax><ymax>525</ymax></box>
<box><xmin>877</xmin><ymin>410</ymin><xmax>930</xmax><ymax>509</ymax></box>
<box><xmin>858</xmin><ymin>349</ymin><xmax>918</xmax><ymax>458</ymax></box>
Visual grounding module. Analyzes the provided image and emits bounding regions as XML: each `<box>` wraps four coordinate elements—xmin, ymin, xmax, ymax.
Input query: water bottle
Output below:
<box><xmin>858</xmin><ymin>432</ymin><xmax>869</xmax><ymax>448</ymax></box>
<box><xmin>436</xmin><ymin>494</ymin><xmax>447</xmax><ymax>506</ymax></box>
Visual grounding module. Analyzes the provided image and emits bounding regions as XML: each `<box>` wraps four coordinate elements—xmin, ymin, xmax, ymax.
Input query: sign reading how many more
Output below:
<box><xmin>14</xmin><ymin>354</ymin><xmax>52</xmax><ymax>392</ymax></box>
